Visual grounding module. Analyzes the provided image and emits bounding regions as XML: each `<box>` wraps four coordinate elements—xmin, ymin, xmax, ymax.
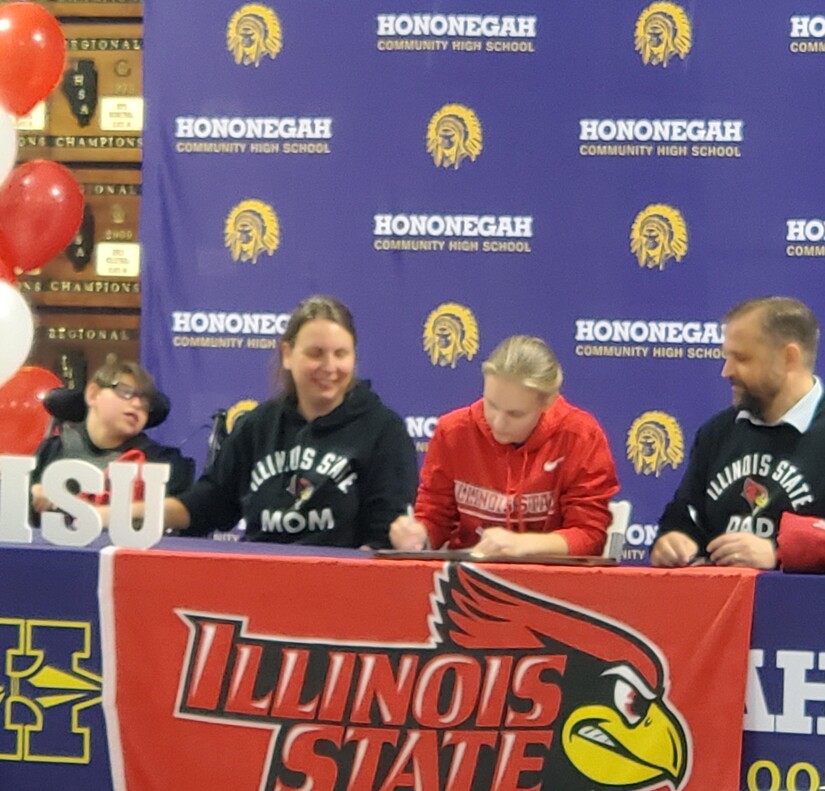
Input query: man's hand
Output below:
<box><xmin>389</xmin><ymin>514</ymin><xmax>429</xmax><ymax>551</ymax></box>
<box><xmin>650</xmin><ymin>531</ymin><xmax>700</xmax><ymax>567</ymax></box>
<box><xmin>707</xmin><ymin>532</ymin><xmax>777</xmax><ymax>569</ymax></box>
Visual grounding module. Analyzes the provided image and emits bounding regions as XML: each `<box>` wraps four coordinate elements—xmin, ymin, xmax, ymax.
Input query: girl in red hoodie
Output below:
<box><xmin>391</xmin><ymin>335</ymin><xmax>619</xmax><ymax>557</ymax></box>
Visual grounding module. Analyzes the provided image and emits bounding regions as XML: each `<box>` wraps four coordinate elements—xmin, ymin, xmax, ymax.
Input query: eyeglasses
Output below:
<box><xmin>104</xmin><ymin>381</ymin><xmax>151</xmax><ymax>411</ymax></box>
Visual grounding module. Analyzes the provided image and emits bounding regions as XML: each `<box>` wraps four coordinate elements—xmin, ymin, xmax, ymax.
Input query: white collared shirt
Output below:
<box><xmin>736</xmin><ymin>376</ymin><xmax>823</xmax><ymax>433</ymax></box>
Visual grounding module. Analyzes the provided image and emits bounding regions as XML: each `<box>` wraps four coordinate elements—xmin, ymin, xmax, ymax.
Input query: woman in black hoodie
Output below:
<box><xmin>108</xmin><ymin>295</ymin><xmax>418</xmax><ymax>548</ymax></box>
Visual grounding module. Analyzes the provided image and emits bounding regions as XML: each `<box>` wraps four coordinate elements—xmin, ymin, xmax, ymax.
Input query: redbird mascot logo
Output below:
<box><xmin>741</xmin><ymin>477</ymin><xmax>770</xmax><ymax>515</ymax></box>
<box><xmin>175</xmin><ymin>565</ymin><xmax>691</xmax><ymax>790</ymax></box>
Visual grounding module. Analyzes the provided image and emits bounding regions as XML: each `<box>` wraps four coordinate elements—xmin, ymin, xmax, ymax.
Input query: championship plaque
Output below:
<box><xmin>0</xmin><ymin>0</ymin><xmax>142</xmax><ymax>18</ymax></box>
<box><xmin>29</xmin><ymin>312</ymin><xmax>140</xmax><ymax>381</ymax></box>
<box><xmin>17</xmin><ymin>168</ymin><xmax>142</xmax><ymax>309</ymax></box>
<box><xmin>16</xmin><ymin>23</ymin><xmax>142</xmax><ymax>163</ymax></box>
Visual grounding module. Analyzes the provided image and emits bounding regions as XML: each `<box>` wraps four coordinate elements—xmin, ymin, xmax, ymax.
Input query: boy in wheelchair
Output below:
<box><xmin>30</xmin><ymin>354</ymin><xmax>194</xmax><ymax>516</ymax></box>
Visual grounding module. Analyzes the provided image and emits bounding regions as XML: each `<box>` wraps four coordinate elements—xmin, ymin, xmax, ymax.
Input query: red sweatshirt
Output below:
<box><xmin>416</xmin><ymin>395</ymin><xmax>620</xmax><ymax>553</ymax></box>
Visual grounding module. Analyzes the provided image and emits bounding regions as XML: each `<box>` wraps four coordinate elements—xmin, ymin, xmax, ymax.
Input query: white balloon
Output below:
<box><xmin>0</xmin><ymin>282</ymin><xmax>34</xmax><ymax>388</ymax></box>
<box><xmin>0</xmin><ymin>110</ymin><xmax>16</xmax><ymax>190</ymax></box>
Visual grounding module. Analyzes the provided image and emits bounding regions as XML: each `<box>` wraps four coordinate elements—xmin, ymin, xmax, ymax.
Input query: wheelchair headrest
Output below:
<box><xmin>43</xmin><ymin>387</ymin><xmax>171</xmax><ymax>430</ymax></box>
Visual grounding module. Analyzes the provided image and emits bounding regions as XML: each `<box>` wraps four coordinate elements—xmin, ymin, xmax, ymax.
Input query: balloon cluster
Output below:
<box><xmin>0</xmin><ymin>3</ymin><xmax>84</xmax><ymax>453</ymax></box>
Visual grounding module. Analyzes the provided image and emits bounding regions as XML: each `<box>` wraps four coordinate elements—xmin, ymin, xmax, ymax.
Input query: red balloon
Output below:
<box><xmin>0</xmin><ymin>255</ymin><xmax>14</xmax><ymax>284</ymax></box>
<box><xmin>0</xmin><ymin>3</ymin><xmax>66</xmax><ymax>116</ymax></box>
<box><xmin>0</xmin><ymin>160</ymin><xmax>83</xmax><ymax>272</ymax></box>
<box><xmin>0</xmin><ymin>365</ymin><xmax>62</xmax><ymax>454</ymax></box>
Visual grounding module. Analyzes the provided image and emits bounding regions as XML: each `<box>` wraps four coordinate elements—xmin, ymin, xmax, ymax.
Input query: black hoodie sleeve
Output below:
<box><xmin>355</xmin><ymin>412</ymin><xmax>418</xmax><ymax>548</ymax></box>
<box><xmin>143</xmin><ymin>443</ymin><xmax>195</xmax><ymax>496</ymax></box>
<box><xmin>178</xmin><ymin>411</ymin><xmax>258</xmax><ymax>534</ymax></box>
<box><xmin>655</xmin><ymin>420</ymin><xmax>714</xmax><ymax>552</ymax></box>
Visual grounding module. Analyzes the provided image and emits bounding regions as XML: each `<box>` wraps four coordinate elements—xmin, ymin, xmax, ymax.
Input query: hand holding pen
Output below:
<box><xmin>389</xmin><ymin>505</ymin><xmax>430</xmax><ymax>550</ymax></box>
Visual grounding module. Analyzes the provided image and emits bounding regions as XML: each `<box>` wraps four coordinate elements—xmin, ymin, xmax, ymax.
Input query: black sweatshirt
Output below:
<box><xmin>179</xmin><ymin>381</ymin><xmax>418</xmax><ymax>547</ymax></box>
<box><xmin>657</xmin><ymin>398</ymin><xmax>825</xmax><ymax>553</ymax></box>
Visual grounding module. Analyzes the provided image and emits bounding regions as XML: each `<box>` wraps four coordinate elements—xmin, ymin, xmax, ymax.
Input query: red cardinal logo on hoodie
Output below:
<box><xmin>741</xmin><ymin>477</ymin><xmax>770</xmax><ymax>515</ymax></box>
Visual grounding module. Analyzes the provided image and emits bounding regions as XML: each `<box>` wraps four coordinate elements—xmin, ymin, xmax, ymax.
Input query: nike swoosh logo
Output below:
<box><xmin>543</xmin><ymin>457</ymin><xmax>564</xmax><ymax>472</ymax></box>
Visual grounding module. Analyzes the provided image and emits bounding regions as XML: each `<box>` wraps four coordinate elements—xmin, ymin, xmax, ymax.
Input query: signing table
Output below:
<box><xmin>0</xmin><ymin>537</ymin><xmax>812</xmax><ymax>790</ymax></box>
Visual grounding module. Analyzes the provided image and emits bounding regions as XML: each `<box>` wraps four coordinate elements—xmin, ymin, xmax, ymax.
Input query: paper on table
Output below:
<box><xmin>373</xmin><ymin>549</ymin><xmax>618</xmax><ymax>565</ymax></box>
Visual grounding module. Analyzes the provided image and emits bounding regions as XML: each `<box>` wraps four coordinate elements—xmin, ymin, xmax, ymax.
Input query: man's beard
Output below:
<box><xmin>736</xmin><ymin>388</ymin><xmax>766</xmax><ymax>420</ymax></box>
<box><xmin>732</xmin><ymin>377</ymin><xmax>783</xmax><ymax>421</ymax></box>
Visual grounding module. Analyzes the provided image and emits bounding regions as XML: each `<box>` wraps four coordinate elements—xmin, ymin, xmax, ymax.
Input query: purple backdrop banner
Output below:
<box><xmin>140</xmin><ymin>1</ymin><xmax>825</xmax><ymax>566</ymax></box>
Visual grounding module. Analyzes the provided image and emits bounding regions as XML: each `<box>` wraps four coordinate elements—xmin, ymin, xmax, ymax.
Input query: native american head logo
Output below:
<box><xmin>176</xmin><ymin>565</ymin><xmax>691</xmax><ymax>790</ymax></box>
<box><xmin>227</xmin><ymin>4</ymin><xmax>283</xmax><ymax>67</ymax></box>
<box><xmin>627</xmin><ymin>411</ymin><xmax>684</xmax><ymax>477</ymax></box>
<box><xmin>741</xmin><ymin>478</ymin><xmax>769</xmax><ymax>515</ymax></box>
<box><xmin>634</xmin><ymin>3</ymin><xmax>692</xmax><ymax>68</ymax></box>
<box><xmin>630</xmin><ymin>204</ymin><xmax>688</xmax><ymax>271</ymax></box>
<box><xmin>423</xmin><ymin>303</ymin><xmax>479</xmax><ymax>368</ymax></box>
<box><xmin>224</xmin><ymin>200</ymin><xmax>280</xmax><ymax>263</ymax></box>
<box><xmin>426</xmin><ymin>104</ymin><xmax>483</xmax><ymax>169</ymax></box>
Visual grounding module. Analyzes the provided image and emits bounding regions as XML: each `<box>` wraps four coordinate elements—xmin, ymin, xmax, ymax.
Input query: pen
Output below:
<box><xmin>406</xmin><ymin>504</ymin><xmax>430</xmax><ymax>550</ymax></box>
<box><xmin>688</xmin><ymin>556</ymin><xmax>712</xmax><ymax>566</ymax></box>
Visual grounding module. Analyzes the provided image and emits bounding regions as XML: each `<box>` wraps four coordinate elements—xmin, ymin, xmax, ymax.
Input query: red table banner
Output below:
<box><xmin>101</xmin><ymin>551</ymin><xmax>756</xmax><ymax>791</ymax></box>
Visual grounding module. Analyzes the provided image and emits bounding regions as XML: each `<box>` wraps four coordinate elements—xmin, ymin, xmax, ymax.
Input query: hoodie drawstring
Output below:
<box><xmin>505</xmin><ymin>451</ymin><xmax>530</xmax><ymax>532</ymax></box>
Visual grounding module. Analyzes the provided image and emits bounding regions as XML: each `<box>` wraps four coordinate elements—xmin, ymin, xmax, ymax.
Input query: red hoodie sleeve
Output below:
<box><xmin>554</xmin><ymin>422</ymin><xmax>620</xmax><ymax>555</ymax></box>
<box><xmin>777</xmin><ymin>512</ymin><xmax>825</xmax><ymax>573</ymax></box>
<box><xmin>415</xmin><ymin>422</ymin><xmax>459</xmax><ymax>549</ymax></box>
